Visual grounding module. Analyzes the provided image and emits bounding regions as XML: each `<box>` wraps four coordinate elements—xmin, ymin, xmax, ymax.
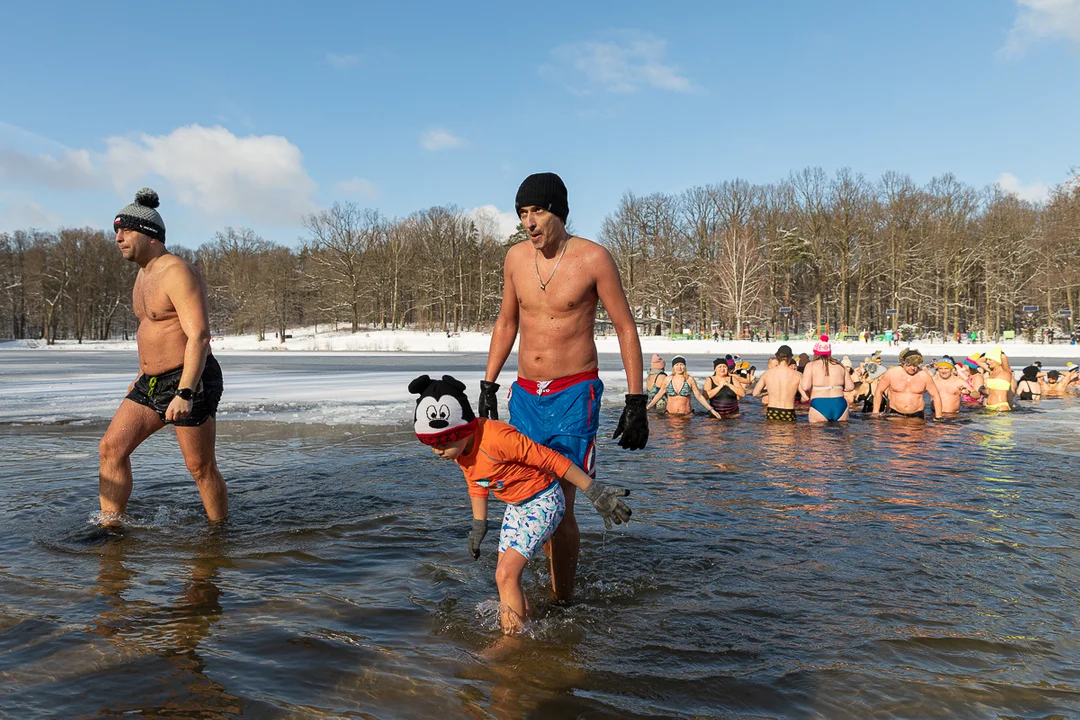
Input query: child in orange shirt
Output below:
<box><xmin>409</xmin><ymin>374</ymin><xmax>632</xmax><ymax>634</ymax></box>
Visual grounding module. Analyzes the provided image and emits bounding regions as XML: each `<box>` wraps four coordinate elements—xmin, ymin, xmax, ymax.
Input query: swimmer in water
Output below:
<box><xmin>646</xmin><ymin>354</ymin><xmax>668</xmax><ymax>412</ymax></box>
<box><xmin>872</xmin><ymin>348</ymin><xmax>944</xmax><ymax>419</ymax></box>
<box><xmin>1015</xmin><ymin>365</ymin><xmax>1046</xmax><ymax>402</ymax></box>
<box><xmin>982</xmin><ymin>347</ymin><xmax>1015</xmax><ymax>411</ymax></box>
<box><xmin>646</xmin><ymin>356</ymin><xmax>722</xmax><ymax>418</ymax></box>
<box><xmin>410</xmin><ymin>375</ymin><xmax>631</xmax><ymax>634</ymax></box>
<box><xmin>800</xmin><ymin>335</ymin><xmax>854</xmax><ymax>423</ymax></box>
<box><xmin>956</xmin><ymin>356</ymin><xmax>986</xmax><ymax>406</ymax></box>
<box><xmin>931</xmin><ymin>359</ymin><xmax>967</xmax><ymax>415</ymax></box>
<box><xmin>752</xmin><ymin>345</ymin><xmax>805</xmax><ymax>421</ymax></box>
<box><xmin>703</xmin><ymin>359</ymin><xmax>746</xmax><ymax>418</ymax></box>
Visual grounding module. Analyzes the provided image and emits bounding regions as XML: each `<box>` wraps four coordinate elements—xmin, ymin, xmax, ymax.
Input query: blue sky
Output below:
<box><xmin>1</xmin><ymin>0</ymin><xmax>1078</xmax><ymax>247</ymax></box>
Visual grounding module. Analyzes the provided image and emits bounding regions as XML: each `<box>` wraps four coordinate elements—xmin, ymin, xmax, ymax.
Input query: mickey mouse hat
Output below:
<box><xmin>409</xmin><ymin>374</ymin><xmax>478</xmax><ymax>446</ymax></box>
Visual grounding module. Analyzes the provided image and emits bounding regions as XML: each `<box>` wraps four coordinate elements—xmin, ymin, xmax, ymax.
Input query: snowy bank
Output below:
<box><xmin>3</xmin><ymin>326</ymin><xmax>1079</xmax><ymax>362</ymax></box>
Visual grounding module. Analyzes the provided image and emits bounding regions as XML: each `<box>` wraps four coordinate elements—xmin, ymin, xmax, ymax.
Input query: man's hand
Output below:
<box><xmin>582</xmin><ymin>481</ymin><xmax>632</xmax><ymax>529</ymax></box>
<box><xmin>165</xmin><ymin>395</ymin><xmax>192</xmax><ymax>423</ymax></box>
<box><xmin>478</xmin><ymin>381</ymin><xmax>500</xmax><ymax>420</ymax></box>
<box><xmin>613</xmin><ymin>394</ymin><xmax>649</xmax><ymax>450</ymax></box>
<box><xmin>467</xmin><ymin>519</ymin><xmax>488</xmax><ymax>560</ymax></box>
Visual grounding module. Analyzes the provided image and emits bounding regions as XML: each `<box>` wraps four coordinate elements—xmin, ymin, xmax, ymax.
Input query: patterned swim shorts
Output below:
<box><xmin>498</xmin><ymin>481</ymin><xmax>566</xmax><ymax>559</ymax></box>
<box><xmin>765</xmin><ymin>406</ymin><xmax>796</xmax><ymax>422</ymax></box>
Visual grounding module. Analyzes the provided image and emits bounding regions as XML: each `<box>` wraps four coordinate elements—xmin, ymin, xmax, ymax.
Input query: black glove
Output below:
<box><xmin>582</xmin><ymin>481</ymin><xmax>632</xmax><ymax>529</ymax></box>
<box><xmin>478</xmin><ymin>381</ymin><xmax>500</xmax><ymax>420</ymax></box>
<box><xmin>467</xmin><ymin>519</ymin><xmax>488</xmax><ymax>560</ymax></box>
<box><xmin>613</xmin><ymin>393</ymin><xmax>649</xmax><ymax>450</ymax></box>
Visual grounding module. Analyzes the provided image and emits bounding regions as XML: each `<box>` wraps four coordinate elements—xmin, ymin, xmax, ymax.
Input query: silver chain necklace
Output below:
<box><xmin>534</xmin><ymin>237</ymin><xmax>570</xmax><ymax>292</ymax></box>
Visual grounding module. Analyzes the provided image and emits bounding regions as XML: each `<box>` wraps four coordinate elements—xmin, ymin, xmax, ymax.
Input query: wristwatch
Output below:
<box><xmin>177</xmin><ymin>388</ymin><xmax>193</xmax><ymax>401</ymax></box>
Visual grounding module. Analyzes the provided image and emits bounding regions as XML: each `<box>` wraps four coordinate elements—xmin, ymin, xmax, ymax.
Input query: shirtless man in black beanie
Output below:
<box><xmin>478</xmin><ymin>172</ymin><xmax>646</xmax><ymax>602</ymax></box>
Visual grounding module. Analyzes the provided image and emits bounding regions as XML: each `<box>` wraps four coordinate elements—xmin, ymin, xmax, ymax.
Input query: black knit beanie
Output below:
<box><xmin>515</xmin><ymin>172</ymin><xmax>569</xmax><ymax>223</ymax></box>
<box><xmin>114</xmin><ymin>188</ymin><xmax>166</xmax><ymax>243</ymax></box>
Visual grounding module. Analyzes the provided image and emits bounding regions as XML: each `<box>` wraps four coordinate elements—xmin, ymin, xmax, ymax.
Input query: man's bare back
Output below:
<box><xmin>754</xmin><ymin>364</ymin><xmax>802</xmax><ymax>409</ymax></box>
<box><xmin>133</xmin><ymin>254</ymin><xmax>208</xmax><ymax>375</ymax></box>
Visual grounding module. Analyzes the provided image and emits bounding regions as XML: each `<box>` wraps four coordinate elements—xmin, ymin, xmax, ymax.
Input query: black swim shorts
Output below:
<box><xmin>126</xmin><ymin>355</ymin><xmax>223</xmax><ymax>426</ymax></box>
<box><xmin>887</xmin><ymin>406</ymin><xmax>925</xmax><ymax>419</ymax></box>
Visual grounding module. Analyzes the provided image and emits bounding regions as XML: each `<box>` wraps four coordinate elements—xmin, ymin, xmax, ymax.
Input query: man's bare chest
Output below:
<box><xmin>936</xmin><ymin>378</ymin><xmax>963</xmax><ymax>395</ymax></box>
<box><xmin>133</xmin><ymin>275</ymin><xmax>176</xmax><ymax>322</ymax></box>
<box><xmin>514</xmin><ymin>269</ymin><xmax>596</xmax><ymax>314</ymax></box>
<box><xmin>893</xmin><ymin>375</ymin><xmax>925</xmax><ymax>393</ymax></box>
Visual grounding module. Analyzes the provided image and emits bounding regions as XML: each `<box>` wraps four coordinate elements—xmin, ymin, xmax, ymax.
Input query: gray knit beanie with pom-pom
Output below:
<box><xmin>114</xmin><ymin>188</ymin><xmax>166</xmax><ymax>243</ymax></box>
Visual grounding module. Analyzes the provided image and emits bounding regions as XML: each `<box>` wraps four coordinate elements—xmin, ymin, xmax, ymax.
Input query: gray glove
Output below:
<box><xmin>467</xmin><ymin>519</ymin><xmax>488</xmax><ymax>560</ymax></box>
<box><xmin>582</xmin><ymin>481</ymin><xmax>632</xmax><ymax>529</ymax></box>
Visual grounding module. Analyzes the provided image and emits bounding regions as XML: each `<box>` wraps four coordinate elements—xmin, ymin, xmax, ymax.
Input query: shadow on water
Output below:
<box><xmin>3</xmin><ymin>392</ymin><xmax>1080</xmax><ymax>717</ymax></box>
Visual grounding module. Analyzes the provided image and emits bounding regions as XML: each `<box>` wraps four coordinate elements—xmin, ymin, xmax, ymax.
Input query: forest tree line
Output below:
<box><xmin>2</xmin><ymin>167</ymin><xmax>1078</xmax><ymax>344</ymax></box>
<box><xmin>601</xmin><ymin>168</ymin><xmax>1080</xmax><ymax>341</ymax></box>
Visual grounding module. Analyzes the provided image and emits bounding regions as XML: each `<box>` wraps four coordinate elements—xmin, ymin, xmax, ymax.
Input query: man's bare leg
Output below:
<box><xmin>175</xmin><ymin>417</ymin><xmax>228</xmax><ymax>522</ymax></box>
<box><xmin>99</xmin><ymin>400</ymin><xmax>165</xmax><ymax>521</ymax></box>
<box><xmin>543</xmin><ymin>479</ymin><xmax>580</xmax><ymax>602</ymax></box>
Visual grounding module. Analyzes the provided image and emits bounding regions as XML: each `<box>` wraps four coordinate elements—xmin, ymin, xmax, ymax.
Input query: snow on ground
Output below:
<box><xmin>4</xmin><ymin>325</ymin><xmax>1079</xmax><ymax>361</ymax></box>
<box><xmin>3</xmin><ymin>326</ymin><xmax>1077</xmax><ymax>426</ymax></box>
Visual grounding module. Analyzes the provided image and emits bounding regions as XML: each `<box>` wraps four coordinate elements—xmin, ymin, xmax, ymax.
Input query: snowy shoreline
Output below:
<box><xmin>3</xmin><ymin>326</ymin><xmax>1079</xmax><ymax>362</ymax></box>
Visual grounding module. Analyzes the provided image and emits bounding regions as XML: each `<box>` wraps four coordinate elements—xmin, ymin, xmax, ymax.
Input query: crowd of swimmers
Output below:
<box><xmin>645</xmin><ymin>335</ymin><xmax>1080</xmax><ymax>422</ymax></box>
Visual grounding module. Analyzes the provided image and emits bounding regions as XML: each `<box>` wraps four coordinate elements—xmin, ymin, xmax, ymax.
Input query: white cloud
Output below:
<box><xmin>996</xmin><ymin>172</ymin><xmax>1052</xmax><ymax>202</ymax></box>
<box><xmin>544</xmin><ymin>30</ymin><xmax>697</xmax><ymax>95</ymax></box>
<box><xmin>0</xmin><ymin>147</ymin><xmax>100</xmax><ymax>191</ymax></box>
<box><xmin>335</xmin><ymin>177</ymin><xmax>379</xmax><ymax>198</ymax></box>
<box><xmin>464</xmin><ymin>204</ymin><xmax>519</xmax><ymax>241</ymax></box>
<box><xmin>1003</xmin><ymin>0</ymin><xmax>1080</xmax><ymax>56</ymax></box>
<box><xmin>326</xmin><ymin>52</ymin><xmax>362</xmax><ymax>70</ymax></box>
<box><xmin>0</xmin><ymin>123</ymin><xmax>319</xmax><ymax>226</ymax></box>
<box><xmin>0</xmin><ymin>191</ymin><xmax>63</xmax><ymax>231</ymax></box>
<box><xmin>101</xmin><ymin>125</ymin><xmax>318</xmax><ymax>224</ymax></box>
<box><xmin>420</xmin><ymin>129</ymin><xmax>468</xmax><ymax>152</ymax></box>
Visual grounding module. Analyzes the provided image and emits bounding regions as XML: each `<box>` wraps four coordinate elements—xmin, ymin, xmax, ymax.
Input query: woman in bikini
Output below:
<box><xmin>982</xmin><ymin>348</ymin><xmax>1015</xmax><ymax>411</ymax></box>
<box><xmin>646</xmin><ymin>354</ymin><xmax>668</xmax><ymax>411</ymax></box>
<box><xmin>703</xmin><ymin>359</ymin><xmax>746</xmax><ymax>418</ymax></box>
<box><xmin>1015</xmin><ymin>365</ymin><xmax>1045</xmax><ymax>402</ymax></box>
<box><xmin>646</xmin><ymin>356</ymin><xmax>722</xmax><ymax>418</ymax></box>
<box><xmin>800</xmin><ymin>335</ymin><xmax>855</xmax><ymax>423</ymax></box>
<box><xmin>956</xmin><ymin>358</ymin><xmax>986</xmax><ymax>406</ymax></box>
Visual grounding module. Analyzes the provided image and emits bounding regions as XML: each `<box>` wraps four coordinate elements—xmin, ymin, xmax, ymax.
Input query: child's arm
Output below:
<box><xmin>560</xmin><ymin>463</ymin><xmax>632</xmax><ymax>529</ymax></box>
<box><xmin>468</xmin><ymin>495</ymin><xmax>488</xmax><ymax>560</ymax></box>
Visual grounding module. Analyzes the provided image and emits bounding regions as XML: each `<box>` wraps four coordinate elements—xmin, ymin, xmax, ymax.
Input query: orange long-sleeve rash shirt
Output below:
<box><xmin>455</xmin><ymin>418</ymin><xmax>573</xmax><ymax>504</ymax></box>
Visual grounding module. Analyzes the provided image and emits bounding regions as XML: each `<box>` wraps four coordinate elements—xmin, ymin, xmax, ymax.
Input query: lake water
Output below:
<box><xmin>2</xmin><ymin>350</ymin><xmax>1079</xmax><ymax>719</ymax></box>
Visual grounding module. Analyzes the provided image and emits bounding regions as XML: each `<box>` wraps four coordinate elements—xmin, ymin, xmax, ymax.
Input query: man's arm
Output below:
<box><xmin>165</xmin><ymin>263</ymin><xmax>211</xmax><ymax>422</ymax></box>
<box><xmin>751</xmin><ymin>372</ymin><xmax>767</xmax><ymax>398</ymax></box>
<box><xmin>483</xmin><ymin>253</ymin><xmax>520</xmax><ymax>384</ymax></box>
<box><xmin>924</xmin><ymin>372</ymin><xmax>943</xmax><ymax>418</ymax></box>
<box><xmin>594</xmin><ymin>247</ymin><xmax>643</xmax><ymax>394</ymax></box>
<box><xmin>689</xmin><ymin>378</ymin><xmax>723</xmax><ymax>418</ymax></box>
<box><xmin>872</xmin><ymin>372</ymin><xmax>890</xmax><ymax>414</ymax></box>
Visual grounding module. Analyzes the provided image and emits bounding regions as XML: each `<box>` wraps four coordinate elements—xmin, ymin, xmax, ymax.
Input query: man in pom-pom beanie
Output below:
<box><xmin>100</xmin><ymin>188</ymin><xmax>228</xmax><ymax>524</ymax></box>
<box><xmin>478</xmin><ymin>171</ymin><xmax>647</xmax><ymax>602</ymax></box>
